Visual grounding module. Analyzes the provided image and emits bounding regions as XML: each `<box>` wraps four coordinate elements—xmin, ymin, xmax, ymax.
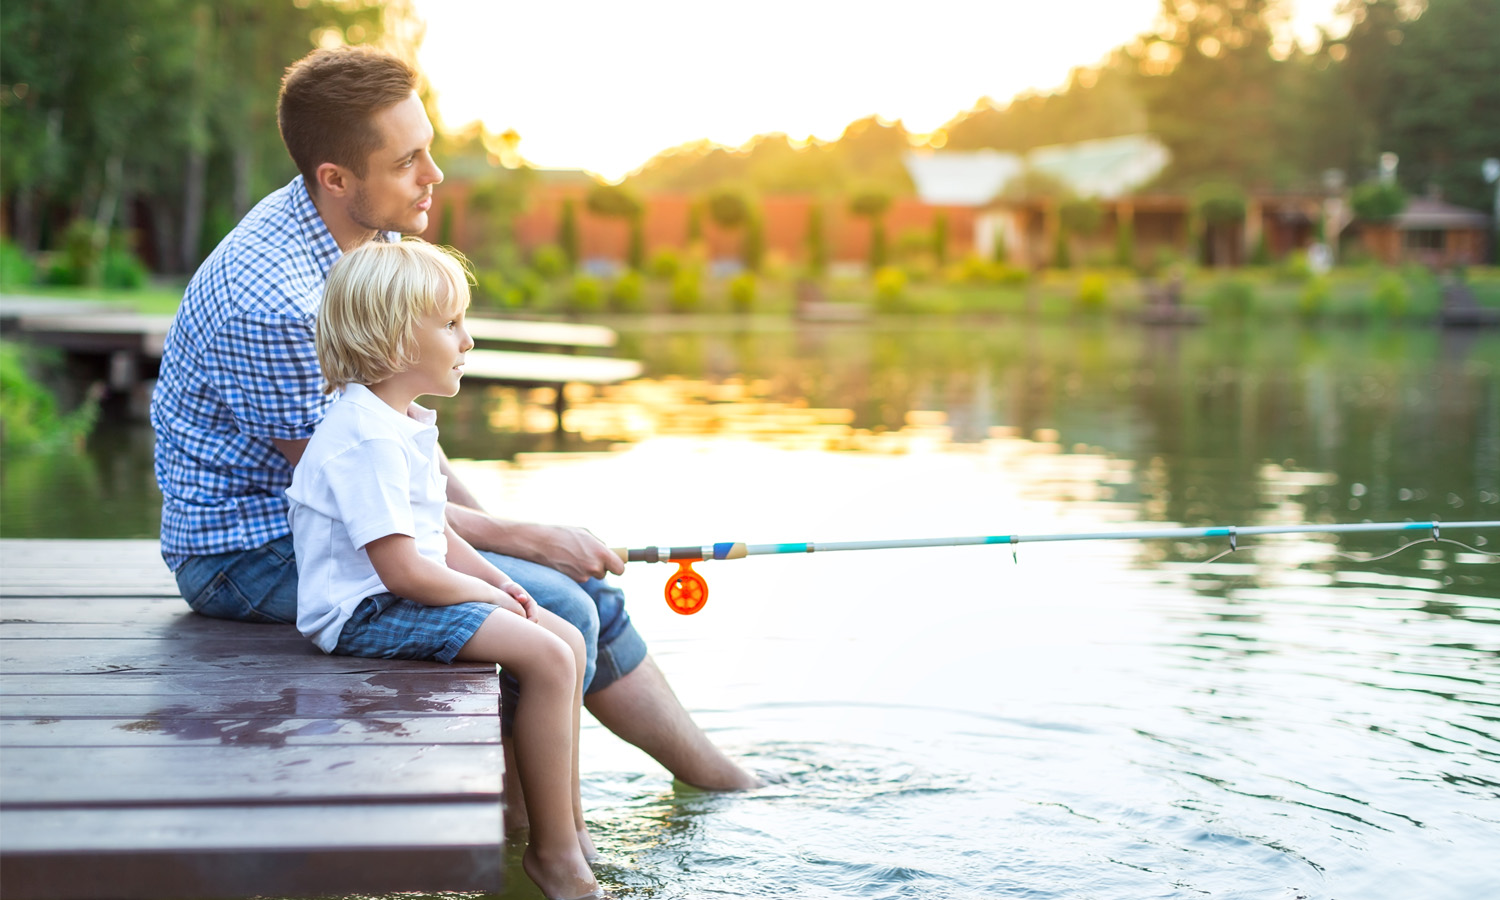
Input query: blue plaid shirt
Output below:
<box><xmin>152</xmin><ymin>176</ymin><xmax>390</xmax><ymax>569</ymax></box>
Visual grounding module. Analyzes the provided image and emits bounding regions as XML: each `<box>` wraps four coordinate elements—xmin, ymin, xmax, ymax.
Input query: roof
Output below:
<box><xmin>904</xmin><ymin>134</ymin><xmax>1170</xmax><ymax>207</ymax></box>
<box><xmin>1394</xmin><ymin>196</ymin><xmax>1491</xmax><ymax>230</ymax></box>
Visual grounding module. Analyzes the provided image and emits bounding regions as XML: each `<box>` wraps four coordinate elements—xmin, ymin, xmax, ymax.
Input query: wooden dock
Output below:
<box><xmin>0</xmin><ymin>295</ymin><xmax>642</xmax><ymax>429</ymax></box>
<box><xmin>0</xmin><ymin>539</ymin><xmax>507</xmax><ymax>900</ymax></box>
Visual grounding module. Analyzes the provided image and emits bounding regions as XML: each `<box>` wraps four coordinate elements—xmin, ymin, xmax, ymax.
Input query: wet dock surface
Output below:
<box><xmin>0</xmin><ymin>539</ymin><xmax>505</xmax><ymax>899</ymax></box>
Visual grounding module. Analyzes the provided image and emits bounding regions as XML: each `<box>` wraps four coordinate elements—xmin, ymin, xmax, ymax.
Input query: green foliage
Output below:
<box><xmin>742</xmin><ymin>213</ymin><xmax>765</xmax><ymax>272</ymax></box>
<box><xmin>668</xmin><ymin>269</ymin><xmax>703</xmax><ymax>313</ymax></box>
<box><xmin>1250</xmin><ymin>232</ymin><xmax>1270</xmax><ymax>266</ymax></box>
<box><xmin>1211</xmin><ymin>277</ymin><xmax>1255</xmax><ymax>318</ymax></box>
<box><xmin>1052</xmin><ymin>227</ymin><xmax>1071</xmax><ymax>269</ymax></box>
<box><xmin>686</xmin><ymin>202</ymin><xmax>704</xmax><ymax>243</ymax></box>
<box><xmin>1114</xmin><ymin>219</ymin><xmax>1135</xmax><ymax>269</ymax></box>
<box><xmin>586</xmin><ymin>184</ymin><xmax>642</xmax><ymax>220</ymax></box>
<box><xmin>996</xmin><ymin>168</ymin><xmax>1071</xmax><ymax>202</ymax></box>
<box><xmin>1373</xmin><ymin>271</ymin><xmax>1410</xmax><ymax>318</ymax></box>
<box><xmin>873</xmin><ymin>266</ymin><xmax>908</xmax><ymax>313</ymax></box>
<box><xmin>990</xmin><ymin>231</ymin><xmax>1009</xmax><ymax>263</ymax></box>
<box><xmin>1299</xmin><ymin>276</ymin><xmax>1331</xmax><ymax>320</ymax></box>
<box><xmin>1350</xmin><ymin>180</ymin><xmax>1408</xmax><ymax>223</ymax></box>
<box><xmin>0</xmin><ymin>342</ymin><xmax>98</xmax><ymax>452</ymax></box>
<box><xmin>567</xmin><ymin>274</ymin><xmax>604</xmax><ymax>314</ymax></box>
<box><xmin>648</xmin><ymin>248</ymin><xmax>682</xmax><ymax>281</ymax></box>
<box><xmin>102</xmin><ymin>246</ymin><xmax>148</xmax><ymax>289</ymax></box>
<box><xmin>869</xmin><ymin>219</ymin><xmax>888</xmax><ymax>270</ymax></box>
<box><xmin>1059</xmin><ymin>198</ymin><xmax>1104</xmax><ymax>236</ymax></box>
<box><xmin>1</xmin><ymin>239</ymin><xmax>36</xmax><ymax>287</ymax></box>
<box><xmin>557</xmin><ymin>200</ymin><xmax>580</xmax><ymax>270</ymax></box>
<box><xmin>1075</xmin><ymin>273</ymin><xmax>1108</xmax><ymax>314</ymax></box>
<box><xmin>728</xmin><ymin>272</ymin><xmax>757</xmax><ymax>314</ymax></box>
<box><xmin>531</xmin><ymin>244</ymin><xmax>569</xmax><ymax>279</ymax></box>
<box><xmin>609</xmin><ymin>270</ymin><xmax>644</xmax><ymax>313</ymax></box>
<box><xmin>1192</xmin><ymin>183</ymin><xmax>1247</xmax><ymax>225</ymax></box>
<box><xmin>849</xmin><ymin>190</ymin><xmax>892</xmax><ymax>220</ymax></box>
<box><xmin>1387</xmin><ymin>0</ymin><xmax>1500</xmax><ymax>212</ymax></box>
<box><xmin>706</xmin><ymin>191</ymin><xmax>751</xmax><ymax>230</ymax></box>
<box><xmin>627</xmin><ymin>216</ymin><xmax>646</xmax><ymax>271</ymax></box>
<box><xmin>1278</xmin><ymin>251</ymin><xmax>1314</xmax><ymax>284</ymax></box>
<box><xmin>931</xmin><ymin>212</ymin><xmax>949</xmax><ymax>266</ymax></box>
<box><xmin>805</xmin><ymin>204</ymin><xmax>828</xmax><ymax>274</ymax></box>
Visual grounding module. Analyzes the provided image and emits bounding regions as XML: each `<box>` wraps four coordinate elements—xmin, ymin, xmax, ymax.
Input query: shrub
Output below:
<box><xmin>1211</xmin><ymin>278</ymin><xmax>1255</xmax><ymax>318</ymax></box>
<box><xmin>567</xmin><ymin>274</ymin><xmax>604</xmax><ymax>314</ymax></box>
<box><xmin>610</xmin><ymin>270</ymin><xmax>645</xmax><ymax>313</ymax></box>
<box><xmin>1076</xmin><ymin>273</ymin><xmax>1108</xmax><ymax>314</ymax></box>
<box><xmin>648</xmin><ymin>248</ymin><xmax>682</xmax><ymax>281</ymax></box>
<box><xmin>0</xmin><ymin>240</ymin><xmax>35</xmax><ymax>288</ymax></box>
<box><xmin>531</xmin><ymin>244</ymin><xmax>568</xmax><ymax>279</ymax></box>
<box><xmin>668</xmin><ymin>269</ymin><xmax>702</xmax><ymax>313</ymax></box>
<box><xmin>873</xmin><ymin>266</ymin><xmax>907</xmax><ymax>313</ymax></box>
<box><xmin>1299</xmin><ymin>276</ymin><xmax>1330</xmax><ymax>320</ymax></box>
<box><xmin>101</xmin><ymin>247</ymin><xmax>147</xmax><ymax>289</ymax></box>
<box><xmin>1351</xmin><ymin>180</ymin><xmax>1407</xmax><ymax>223</ymax></box>
<box><xmin>728</xmin><ymin>272</ymin><xmax>757</xmax><ymax>313</ymax></box>
<box><xmin>0</xmin><ymin>342</ymin><xmax>98</xmax><ymax>452</ymax></box>
<box><xmin>1373</xmin><ymin>272</ymin><xmax>1409</xmax><ymax>318</ymax></box>
<box><xmin>1278</xmin><ymin>251</ymin><xmax>1313</xmax><ymax>283</ymax></box>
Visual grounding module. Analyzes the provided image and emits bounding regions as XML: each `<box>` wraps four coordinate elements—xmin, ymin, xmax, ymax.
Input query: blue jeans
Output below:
<box><xmin>174</xmin><ymin>536</ymin><xmax>647</xmax><ymax>702</ymax></box>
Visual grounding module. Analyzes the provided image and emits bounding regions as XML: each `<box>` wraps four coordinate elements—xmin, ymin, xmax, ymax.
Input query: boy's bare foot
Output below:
<box><xmin>522</xmin><ymin>844</ymin><xmax>600</xmax><ymax>900</ymax></box>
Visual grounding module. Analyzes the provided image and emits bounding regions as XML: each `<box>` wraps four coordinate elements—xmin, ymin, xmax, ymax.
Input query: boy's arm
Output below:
<box><xmin>365</xmin><ymin>532</ymin><xmax>530</xmax><ymax>617</ymax></box>
<box><xmin>443</xmin><ymin>523</ymin><xmax>539</xmax><ymax>622</ymax></box>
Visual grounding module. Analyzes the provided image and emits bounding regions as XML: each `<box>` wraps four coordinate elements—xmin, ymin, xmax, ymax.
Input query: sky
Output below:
<box><xmin>413</xmin><ymin>0</ymin><xmax>1345</xmax><ymax>182</ymax></box>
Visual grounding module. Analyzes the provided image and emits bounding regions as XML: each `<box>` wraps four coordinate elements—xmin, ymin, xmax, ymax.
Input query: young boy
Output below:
<box><xmin>287</xmin><ymin>239</ymin><xmax>605</xmax><ymax>900</ymax></box>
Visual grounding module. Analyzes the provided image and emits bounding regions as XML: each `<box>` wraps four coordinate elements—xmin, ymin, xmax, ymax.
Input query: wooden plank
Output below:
<box><xmin>13</xmin><ymin>313</ymin><xmax>173</xmax><ymax>357</ymax></box>
<box><xmin>1</xmin><ymin>803</ymin><xmax>501</xmax><ymax>899</ymax></box>
<box><xmin>462</xmin><ymin>348</ymin><xmax>643</xmax><ymax>386</ymax></box>
<box><xmin>0</xmin><ymin>744</ymin><xmax>502</xmax><ymax>807</ymax></box>
<box><xmin>0</xmin><ymin>539</ymin><xmax>507</xmax><ymax>899</ymax></box>
<box><xmin>0</xmin><ymin>689</ymin><xmax>499</xmax><ymax>718</ymax></box>
<box><xmin>0</xmin><ymin>714</ymin><xmax>500</xmax><ymax>748</ymax></box>
<box><xmin>465</xmin><ymin>316</ymin><xmax>616</xmax><ymax>350</ymax></box>
<box><xmin>0</xmin><ymin>669</ymin><xmax>497</xmax><ymax>697</ymax></box>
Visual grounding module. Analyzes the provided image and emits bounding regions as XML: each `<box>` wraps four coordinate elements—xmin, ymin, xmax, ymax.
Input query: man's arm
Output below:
<box><xmin>272</xmin><ymin>438</ymin><xmax>309</xmax><ymax>467</ymax></box>
<box><xmin>437</xmin><ymin>445</ymin><xmax>624</xmax><ymax>582</ymax></box>
<box><xmin>365</xmin><ymin>532</ymin><xmax>528</xmax><ymax>616</ymax></box>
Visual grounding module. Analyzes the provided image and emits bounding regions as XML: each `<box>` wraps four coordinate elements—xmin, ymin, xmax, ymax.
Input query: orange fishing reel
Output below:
<box><xmin>665</xmin><ymin>560</ymin><xmax>708</xmax><ymax>615</ymax></box>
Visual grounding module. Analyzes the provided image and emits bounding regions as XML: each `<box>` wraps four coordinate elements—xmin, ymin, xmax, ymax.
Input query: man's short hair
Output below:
<box><xmin>278</xmin><ymin>46</ymin><xmax>419</xmax><ymax>184</ymax></box>
<box><xmin>317</xmin><ymin>239</ymin><xmax>472</xmax><ymax>394</ymax></box>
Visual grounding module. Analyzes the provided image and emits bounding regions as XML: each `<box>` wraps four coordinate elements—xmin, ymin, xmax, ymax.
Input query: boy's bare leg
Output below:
<box><xmin>459</xmin><ymin>611</ymin><xmax>598</xmax><ymax>900</ymax></box>
<box><xmin>584</xmin><ymin>655</ymin><xmax>762</xmax><ymax>791</ymax></box>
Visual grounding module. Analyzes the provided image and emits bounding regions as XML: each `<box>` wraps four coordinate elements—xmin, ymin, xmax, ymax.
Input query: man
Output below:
<box><xmin>150</xmin><ymin>47</ymin><xmax>758</xmax><ymax>820</ymax></box>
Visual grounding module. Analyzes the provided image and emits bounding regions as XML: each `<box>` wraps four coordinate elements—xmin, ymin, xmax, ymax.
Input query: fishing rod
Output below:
<box><xmin>611</xmin><ymin>519</ymin><xmax>1500</xmax><ymax>615</ymax></box>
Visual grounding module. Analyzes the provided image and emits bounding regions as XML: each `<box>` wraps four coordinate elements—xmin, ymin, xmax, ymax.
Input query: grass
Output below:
<box><xmin>0</xmin><ymin>282</ymin><xmax>188</xmax><ymax>315</ymax></box>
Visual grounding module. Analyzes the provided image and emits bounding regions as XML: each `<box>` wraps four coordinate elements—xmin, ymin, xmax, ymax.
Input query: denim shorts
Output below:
<box><xmin>173</xmin><ymin>537</ymin><xmax>647</xmax><ymax>692</ymax></box>
<box><xmin>333</xmin><ymin>592</ymin><xmax>497</xmax><ymax>664</ymax></box>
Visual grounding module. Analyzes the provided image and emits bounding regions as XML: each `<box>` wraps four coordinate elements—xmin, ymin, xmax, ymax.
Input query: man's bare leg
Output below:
<box><xmin>584</xmin><ymin>655</ymin><xmax>761</xmax><ymax>791</ymax></box>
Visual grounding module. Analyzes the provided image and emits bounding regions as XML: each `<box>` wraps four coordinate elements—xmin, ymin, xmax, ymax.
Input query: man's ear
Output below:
<box><xmin>314</xmin><ymin>162</ymin><xmax>351</xmax><ymax>198</ymax></box>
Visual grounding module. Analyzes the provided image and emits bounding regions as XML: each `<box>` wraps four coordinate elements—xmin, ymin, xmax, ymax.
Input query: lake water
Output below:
<box><xmin>4</xmin><ymin>319</ymin><xmax>1499</xmax><ymax>898</ymax></box>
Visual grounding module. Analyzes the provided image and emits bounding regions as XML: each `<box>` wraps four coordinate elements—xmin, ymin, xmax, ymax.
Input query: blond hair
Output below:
<box><xmin>317</xmin><ymin>239</ymin><xmax>472</xmax><ymax>393</ymax></box>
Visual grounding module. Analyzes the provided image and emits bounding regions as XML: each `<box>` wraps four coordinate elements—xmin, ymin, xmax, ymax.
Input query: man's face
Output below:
<box><xmin>346</xmin><ymin>91</ymin><xmax>443</xmax><ymax>235</ymax></box>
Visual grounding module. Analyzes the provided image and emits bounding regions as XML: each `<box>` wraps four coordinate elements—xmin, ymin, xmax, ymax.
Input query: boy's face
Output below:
<box><xmin>397</xmin><ymin>291</ymin><xmax>473</xmax><ymax>399</ymax></box>
<box><xmin>345</xmin><ymin>91</ymin><xmax>443</xmax><ymax>236</ymax></box>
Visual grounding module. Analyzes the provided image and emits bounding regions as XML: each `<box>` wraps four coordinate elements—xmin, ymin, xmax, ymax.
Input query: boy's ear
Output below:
<box><xmin>313</xmin><ymin>162</ymin><xmax>352</xmax><ymax>198</ymax></box>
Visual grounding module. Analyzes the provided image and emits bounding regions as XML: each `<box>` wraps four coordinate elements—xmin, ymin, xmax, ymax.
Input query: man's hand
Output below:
<box><xmin>528</xmin><ymin>523</ymin><xmax>625</xmax><ymax>583</ymax></box>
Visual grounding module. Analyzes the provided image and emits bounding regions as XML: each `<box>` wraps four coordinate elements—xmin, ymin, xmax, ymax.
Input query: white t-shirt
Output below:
<box><xmin>286</xmin><ymin>383</ymin><xmax>449</xmax><ymax>652</ymax></box>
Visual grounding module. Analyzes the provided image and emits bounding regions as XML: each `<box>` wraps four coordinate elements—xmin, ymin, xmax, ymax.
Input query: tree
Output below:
<box><xmin>1350</xmin><ymin>179</ymin><xmax>1407</xmax><ymax>221</ymax></box>
<box><xmin>1131</xmin><ymin>0</ymin><xmax>1290</xmax><ymax>188</ymax></box>
<box><xmin>805</xmin><ymin>204</ymin><xmax>828</xmax><ymax>274</ymax></box>
<box><xmin>705</xmin><ymin>190</ymin><xmax>750</xmax><ymax>230</ymax></box>
<box><xmin>932</xmin><ymin>211</ymin><xmax>949</xmax><ymax>265</ymax></box>
<box><xmin>557</xmin><ymin>199</ymin><xmax>579</xmax><ymax>270</ymax></box>
<box><xmin>1385</xmin><ymin>0</ymin><xmax>1500</xmax><ymax>211</ymax></box>
<box><xmin>849</xmin><ymin>190</ymin><xmax>892</xmax><ymax>270</ymax></box>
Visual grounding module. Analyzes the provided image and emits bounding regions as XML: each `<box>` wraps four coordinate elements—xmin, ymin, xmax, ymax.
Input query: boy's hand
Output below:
<box><xmin>492</xmin><ymin>577</ymin><xmax>539</xmax><ymax>622</ymax></box>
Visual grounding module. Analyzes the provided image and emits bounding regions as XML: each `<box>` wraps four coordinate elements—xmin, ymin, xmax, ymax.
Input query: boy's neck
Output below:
<box><xmin>366</xmin><ymin>378</ymin><xmax>421</xmax><ymax>416</ymax></box>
